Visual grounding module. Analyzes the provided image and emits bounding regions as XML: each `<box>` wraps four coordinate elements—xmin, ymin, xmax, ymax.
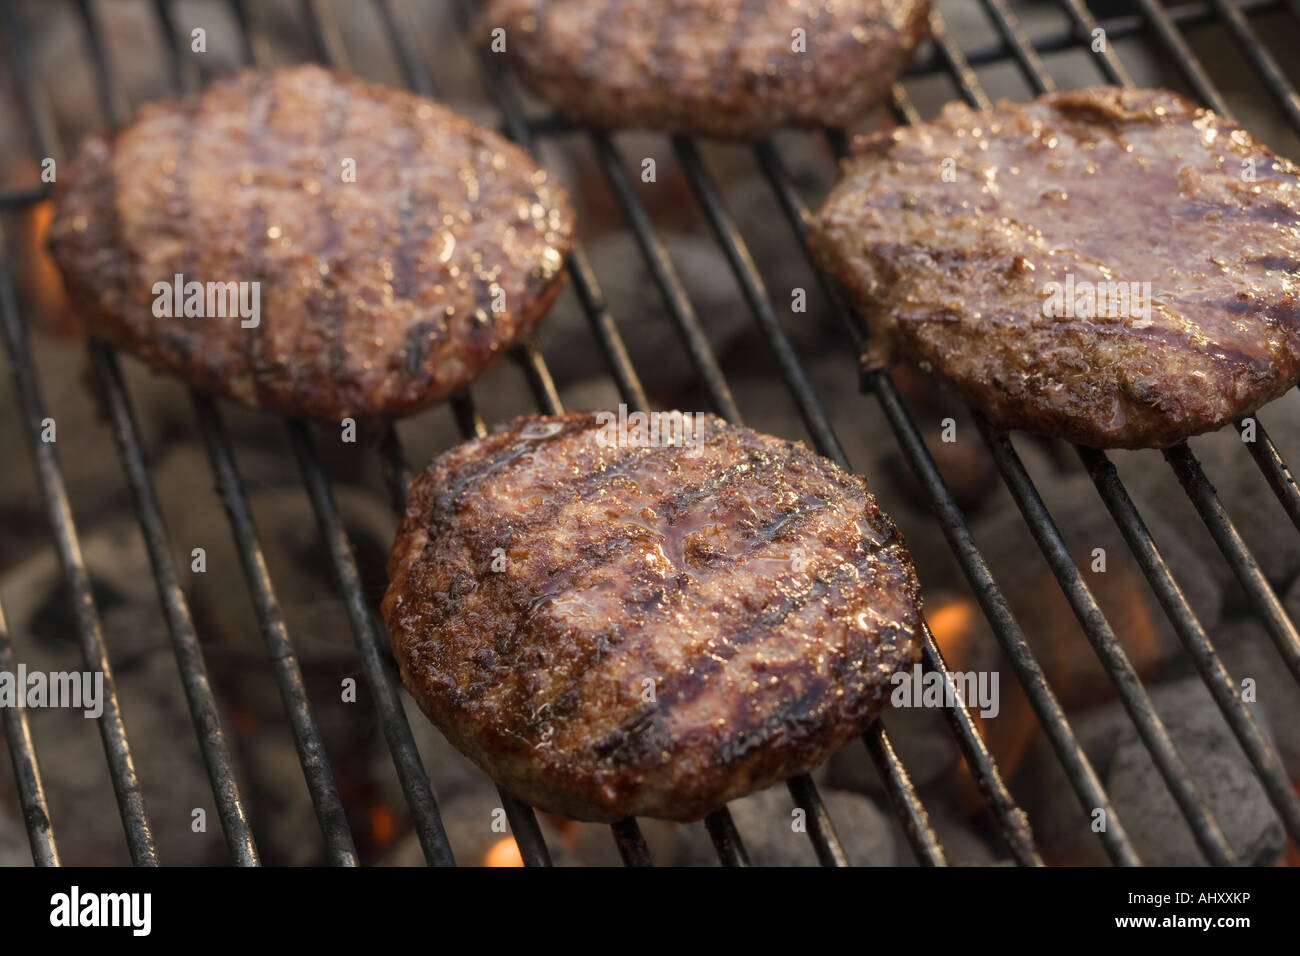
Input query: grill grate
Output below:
<box><xmin>0</xmin><ymin>0</ymin><xmax>1297</xmax><ymax>867</ymax></box>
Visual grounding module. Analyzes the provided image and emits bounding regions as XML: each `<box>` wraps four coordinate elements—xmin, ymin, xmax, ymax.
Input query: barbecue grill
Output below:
<box><xmin>0</xmin><ymin>0</ymin><xmax>1297</xmax><ymax>868</ymax></box>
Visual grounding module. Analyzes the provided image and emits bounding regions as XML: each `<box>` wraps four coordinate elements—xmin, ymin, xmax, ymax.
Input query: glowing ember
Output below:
<box><xmin>370</xmin><ymin>804</ymin><xmax>396</xmax><ymax>849</ymax></box>
<box><xmin>484</xmin><ymin>837</ymin><xmax>524</xmax><ymax>867</ymax></box>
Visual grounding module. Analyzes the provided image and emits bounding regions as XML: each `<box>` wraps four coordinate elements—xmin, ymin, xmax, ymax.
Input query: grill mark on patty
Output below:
<box><xmin>243</xmin><ymin>70</ymin><xmax>275</xmax><ymax>406</ymax></box>
<box><xmin>503</xmin><ymin>497</ymin><xmax>852</xmax><ymax>738</ymax></box>
<box><xmin>460</xmin><ymin>435</ymin><xmax>796</xmax><ymax>575</ymax></box>
<box><xmin>174</xmin><ymin>92</ymin><xmax>204</xmax><ymax>351</ymax></box>
<box><xmin>315</xmin><ymin>78</ymin><xmax>353</xmax><ymax>388</ymax></box>
<box><xmin>590</xmin><ymin>563</ymin><xmax>866</xmax><ymax>766</ymax></box>
<box><xmin>388</xmin><ymin>97</ymin><xmax>431</xmax><ymax>380</ymax></box>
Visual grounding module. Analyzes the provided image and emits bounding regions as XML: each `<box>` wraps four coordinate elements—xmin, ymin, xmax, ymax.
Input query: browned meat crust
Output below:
<box><xmin>383</xmin><ymin>411</ymin><xmax>923</xmax><ymax>821</ymax></box>
<box><xmin>47</xmin><ymin>65</ymin><xmax>574</xmax><ymax>421</ymax></box>
<box><xmin>480</xmin><ymin>0</ymin><xmax>930</xmax><ymax>139</ymax></box>
<box><xmin>810</xmin><ymin>86</ymin><xmax>1300</xmax><ymax>449</ymax></box>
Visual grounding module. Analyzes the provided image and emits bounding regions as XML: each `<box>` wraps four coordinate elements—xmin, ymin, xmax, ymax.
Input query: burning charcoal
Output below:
<box><xmin>1219</xmin><ymin>615</ymin><xmax>1300</xmax><ymax>782</ymax></box>
<box><xmin>1017</xmin><ymin>677</ymin><xmax>1285</xmax><ymax>866</ymax></box>
<box><xmin>1107</xmin><ymin>679</ymin><xmax>1285</xmax><ymax>865</ymax></box>
<box><xmin>667</xmin><ymin>785</ymin><xmax>895</xmax><ymax>866</ymax></box>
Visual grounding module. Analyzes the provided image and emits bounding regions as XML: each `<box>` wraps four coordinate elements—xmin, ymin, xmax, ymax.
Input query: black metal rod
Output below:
<box><xmin>785</xmin><ymin>776</ymin><xmax>849</xmax><ymax>868</ymax></box>
<box><xmin>670</xmin><ymin>135</ymin><xmax>849</xmax><ymax>465</ymax></box>
<box><xmin>494</xmin><ymin>785</ymin><xmax>553</xmax><ymax>867</ymax></box>
<box><xmin>1053</xmin><ymin>0</ymin><xmax>1138</xmax><ymax>87</ymax></box>
<box><xmin>0</xmin><ymin>601</ymin><xmax>60</xmax><ymax>866</ymax></box>
<box><xmin>587</xmin><ymin>131</ymin><xmax>744</xmax><ymax>423</ymax></box>
<box><xmin>1207</xmin><ymin>0</ymin><xmax>1300</xmax><ymax>133</ymax></box>
<box><xmin>1164</xmin><ymin>444</ymin><xmax>1300</xmax><ymax>682</ymax></box>
<box><xmin>89</xmin><ymin>343</ymin><xmax>260</xmax><ymax>865</ymax></box>
<box><xmin>610</xmin><ymin>818</ymin><xmax>653</xmax><ymax>867</ymax></box>
<box><xmin>862</xmin><ymin>724</ymin><xmax>946</xmax><ymax>866</ymax></box>
<box><xmin>1236</xmin><ymin>416</ymin><xmax>1300</xmax><ymax>533</ymax></box>
<box><xmin>191</xmin><ymin>397</ymin><xmax>359</xmax><ymax>866</ymax></box>
<box><xmin>868</xmin><ymin>367</ymin><xmax>1139</xmax><ymax>865</ymax></box>
<box><xmin>906</xmin><ymin>0</ymin><xmax>1281</xmax><ymax>79</ymax></box>
<box><xmin>1079</xmin><ymin>448</ymin><xmax>1300</xmax><ymax>844</ymax></box>
<box><xmin>979</xmin><ymin>0</ymin><xmax>1057</xmax><ymax>92</ymax></box>
<box><xmin>703</xmin><ymin>808</ymin><xmax>752</xmax><ymax>867</ymax></box>
<box><xmin>977</xmin><ymin>420</ymin><xmax>1236</xmax><ymax>865</ymax></box>
<box><xmin>0</xmin><ymin>260</ymin><xmax>158</xmax><ymax>865</ymax></box>
<box><xmin>1131</xmin><ymin>0</ymin><xmax>1236</xmax><ymax>116</ymax></box>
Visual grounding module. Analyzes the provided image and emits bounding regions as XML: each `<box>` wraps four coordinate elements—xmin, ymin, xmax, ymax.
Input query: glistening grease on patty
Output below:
<box><xmin>48</xmin><ymin>65</ymin><xmax>574</xmax><ymax>421</ymax></box>
<box><xmin>383</xmin><ymin>412</ymin><xmax>923</xmax><ymax>822</ymax></box>
<box><xmin>811</xmin><ymin>86</ymin><xmax>1300</xmax><ymax>449</ymax></box>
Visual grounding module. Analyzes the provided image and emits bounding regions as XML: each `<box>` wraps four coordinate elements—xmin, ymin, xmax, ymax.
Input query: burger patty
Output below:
<box><xmin>480</xmin><ymin>0</ymin><xmax>930</xmax><ymax>139</ymax></box>
<box><xmin>383</xmin><ymin>411</ymin><xmax>923</xmax><ymax>821</ymax></box>
<box><xmin>48</xmin><ymin>65</ymin><xmax>574</xmax><ymax>421</ymax></box>
<box><xmin>810</xmin><ymin>86</ymin><xmax>1300</xmax><ymax>449</ymax></box>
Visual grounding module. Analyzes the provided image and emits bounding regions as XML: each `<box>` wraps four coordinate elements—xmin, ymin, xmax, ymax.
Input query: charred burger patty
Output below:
<box><xmin>481</xmin><ymin>0</ymin><xmax>930</xmax><ymax>139</ymax></box>
<box><xmin>383</xmin><ymin>411</ymin><xmax>923</xmax><ymax>821</ymax></box>
<box><xmin>48</xmin><ymin>65</ymin><xmax>574</xmax><ymax>421</ymax></box>
<box><xmin>810</xmin><ymin>86</ymin><xmax>1300</xmax><ymax>449</ymax></box>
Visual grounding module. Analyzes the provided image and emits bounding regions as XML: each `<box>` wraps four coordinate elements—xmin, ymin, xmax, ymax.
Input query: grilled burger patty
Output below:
<box><xmin>480</xmin><ymin>0</ymin><xmax>930</xmax><ymax>139</ymax></box>
<box><xmin>48</xmin><ymin>65</ymin><xmax>574</xmax><ymax>421</ymax></box>
<box><xmin>383</xmin><ymin>411</ymin><xmax>923</xmax><ymax>821</ymax></box>
<box><xmin>810</xmin><ymin>86</ymin><xmax>1300</xmax><ymax>449</ymax></box>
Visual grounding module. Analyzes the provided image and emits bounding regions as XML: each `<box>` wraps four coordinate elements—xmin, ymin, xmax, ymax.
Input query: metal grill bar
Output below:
<box><xmin>88</xmin><ymin>343</ymin><xmax>260</xmax><ymax>865</ymax></box>
<box><xmin>0</xmin><ymin>598</ymin><xmax>58</xmax><ymax>865</ymax></box>
<box><xmin>1236</xmin><ymin>417</ymin><xmax>1300</xmax><ymax>532</ymax></box>
<box><xmin>0</xmin><ymin>256</ymin><xmax>157</xmax><ymax>864</ymax></box>
<box><xmin>193</xmin><ymin>397</ymin><xmax>360</xmax><ymax>866</ymax></box>
<box><xmin>1205</xmin><ymin>0</ymin><xmax>1300</xmax><ymax>131</ymax></box>
<box><xmin>906</xmin><ymin>0</ymin><xmax>1280</xmax><ymax>76</ymax></box>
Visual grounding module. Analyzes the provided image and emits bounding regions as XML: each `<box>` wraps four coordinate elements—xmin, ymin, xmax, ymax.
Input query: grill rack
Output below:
<box><xmin>0</xmin><ymin>0</ymin><xmax>1294</xmax><ymax>866</ymax></box>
